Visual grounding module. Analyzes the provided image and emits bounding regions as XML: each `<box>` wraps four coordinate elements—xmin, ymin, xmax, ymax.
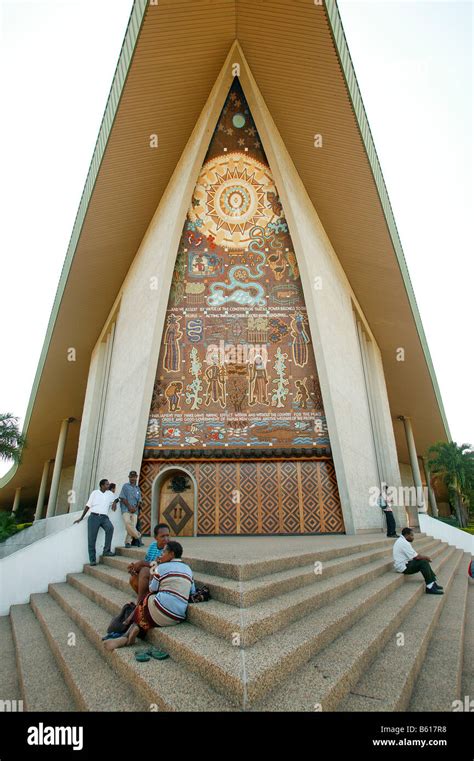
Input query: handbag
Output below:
<box><xmin>107</xmin><ymin>602</ymin><xmax>136</xmax><ymax>634</ymax></box>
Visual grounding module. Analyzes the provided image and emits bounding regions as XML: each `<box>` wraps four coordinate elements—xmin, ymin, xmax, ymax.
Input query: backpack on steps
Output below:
<box><xmin>107</xmin><ymin>602</ymin><xmax>136</xmax><ymax>634</ymax></box>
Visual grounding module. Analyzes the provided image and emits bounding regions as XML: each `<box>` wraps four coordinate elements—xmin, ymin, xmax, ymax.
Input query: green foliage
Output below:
<box><xmin>434</xmin><ymin>515</ymin><xmax>460</xmax><ymax>528</ymax></box>
<box><xmin>0</xmin><ymin>413</ymin><xmax>26</xmax><ymax>464</ymax></box>
<box><xmin>0</xmin><ymin>513</ymin><xmax>33</xmax><ymax>543</ymax></box>
<box><xmin>428</xmin><ymin>441</ymin><xmax>474</xmax><ymax>529</ymax></box>
<box><xmin>0</xmin><ymin>512</ymin><xmax>20</xmax><ymax>542</ymax></box>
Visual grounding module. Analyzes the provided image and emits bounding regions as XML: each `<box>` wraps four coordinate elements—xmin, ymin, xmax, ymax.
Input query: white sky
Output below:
<box><xmin>0</xmin><ymin>0</ymin><xmax>472</xmax><ymax>480</ymax></box>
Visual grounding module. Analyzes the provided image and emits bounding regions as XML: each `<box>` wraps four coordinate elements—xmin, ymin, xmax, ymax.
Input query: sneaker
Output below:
<box><xmin>102</xmin><ymin>551</ymin><xmax>116</xmax><ymax>557</ymax></box>
<box><xmin>426</xmin><ymin>585</ymin><xmax>443</xmax><ymax>595</ymax></box>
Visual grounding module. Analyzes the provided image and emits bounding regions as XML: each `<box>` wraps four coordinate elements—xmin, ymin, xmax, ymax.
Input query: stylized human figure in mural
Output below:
<box><xmin>163</xmin><ymin>315</ymin><xmax>183</xmax><ymax>373</ymax></box>
<box><xmin>204</xmin><ymin>358</ymin><xmax>226</xmax><ymax>408</ymax></box>
<box><xmin>165</xmin><ymin>381</ymin><xmax>183</xmax><ymax>412</ymax></box>
<box><xmin>291</xmin><ymin>311</ymin><xmax>310</xmax><ymax>368</ymax></box>
<box><xmin>285</xmin><ymin>250</ymin><xmax>299</xmax><ymax>280</ymax></box>
<box><xmin>294</xmin><ymin>379</ymin><xmax>309</xmax><ymax>409</ymax></box>
<box><xmin>249</xmin><ymin>355</ymin><xmax>269</xmax><ymax>406</ymax></box>
<box><xmin>272</xmin><ymin>348</ymin><xmax>289</xmax><ymax>408</ymax></box>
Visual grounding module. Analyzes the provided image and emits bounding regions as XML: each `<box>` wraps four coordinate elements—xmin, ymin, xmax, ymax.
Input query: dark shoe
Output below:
<box><xmin>434</xmin><ymin>582</ymin><xmax>444</xmax><ymax>590</ymax></box>
<box><xmin>102</xmin><ymin>551</ymin><xmax>116</xmax><ymax>557</ymax></box>
<box><xmin>124</xmin><ymin>543</ymin><xmax>131</xmax><ymax>548</ymax></box>
<box><xmin>426</xmin><ymin>585</ymin><xmax>443</xmax><ymax>595</ymax></box>
<box><xmin>89</xmin><ymin>561</ymin><xmax>97</xmax><ymax>566</ymax></box>
<box><xmin>387</xmin><ymin>534</ymin><xmax>399</xmax><ymax>538</ymax></box>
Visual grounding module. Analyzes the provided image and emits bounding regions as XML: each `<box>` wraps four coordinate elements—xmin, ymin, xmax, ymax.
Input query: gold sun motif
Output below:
<box><xmin>188</xmin><ymin>153</ymin><xmax>279</xmax><ymax>250</ymax></box>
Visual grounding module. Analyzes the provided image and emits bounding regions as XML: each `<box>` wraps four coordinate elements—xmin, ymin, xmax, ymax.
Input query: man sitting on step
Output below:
<box><xmin>393</xmin><ymin>527</ymin><xmax>444</xmax><ymax>595</ymax></box>
<box><xmin>127</xmin><ymin>523</ymin><xmax>170</xmax><ymax>601</ymax></box>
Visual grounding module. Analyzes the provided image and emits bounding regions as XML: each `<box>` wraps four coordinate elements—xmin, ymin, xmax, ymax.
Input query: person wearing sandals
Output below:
<box><xmin>104</xmin><ymin>541</ymin><xmax>195</xmax><ymax>651</ymax></box>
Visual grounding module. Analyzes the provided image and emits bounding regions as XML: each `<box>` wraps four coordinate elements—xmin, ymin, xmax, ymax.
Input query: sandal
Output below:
<box><xmin>148</xmin><ymin>647</ymin><xmax>169</xmax><ymax>660</ymax></box>
<box><xmin>134</xmin><ymin>650</ymin><xmax>151</xmax><ymax>662</ymax></box>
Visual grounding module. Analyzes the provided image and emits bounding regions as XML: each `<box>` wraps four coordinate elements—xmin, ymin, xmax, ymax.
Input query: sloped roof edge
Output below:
<box><xmin>325</xmin><ymin>0</ymin><xmax>450</xmax><ymax>438</ymax></box>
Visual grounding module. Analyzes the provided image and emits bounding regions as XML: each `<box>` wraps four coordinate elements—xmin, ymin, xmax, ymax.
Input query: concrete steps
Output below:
<box><xmin>461</xmin><ymin>579</ymin><xmax>474</xmax><ymax>703</ymax></box>
<box><xmin>62</xmin><ymin>539</ymin><xmax>447</xmax><ymax>707</ymax></box>
<box><xmin>338</xmin><ymin>549</ymin><xmax>466</xmax><ymax>711</ymax></box>
<box><xmin>2</xmin><ymin>532</ymin><xmax>472</xmax><ymax>712</ymax></box>
<box><xmin>10</xmin><ymin>604</ymin><xmax>76</xmax><ymax>712</ymax></box>
<box><xmin>29</xmin><ymin>592</ymin><xmax>148</xmax><ymax>712</ymax></box>
<box><xmin>102</xmin><ymin>537</ymin><xmax>439</xmax><ymax>604</ymax></box>
<box><xmin>0</xmin><ymin>616</ymin><xmax>22</xmax><ymax>711</ymax></box>
<box><xmin>253</xmin><ymin>545</ymin><xmax>461</xmax><ymax>711</ymax></box>
<box><xmin>408</xmin><ymin>552</ymin><xmax>469</xmax><ymax>712</ymax></box>
<box><xmin>45</xmin><ymin>581</ymin><xmax>236</xmax><ymax>712</ymax></box>
<box><xmin>114</xmin><ymin>535</ymin><xmax>409</xmax><ymax>579</ymax></box>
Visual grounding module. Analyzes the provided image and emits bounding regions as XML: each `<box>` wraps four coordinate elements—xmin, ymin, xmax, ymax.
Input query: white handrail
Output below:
<box><xmin>419</xmin><ymin>513</ymin><xmax>473</xmax><ymax>554</ymax></box>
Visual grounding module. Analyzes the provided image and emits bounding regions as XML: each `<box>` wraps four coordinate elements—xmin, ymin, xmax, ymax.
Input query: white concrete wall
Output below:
<box><xmin>0</xmin><ymin>508</ymin><xmax>126</xmax><ymax>615</ymax></box>
<box><xmin>419</xmin><ymin>513</ymin><xmax>474</xmax><ymax>554</ymax></box>
<box><xmin>72</xmin><ymin>42</ymin><xmax>401</xmax><ymax>536</ymax></box>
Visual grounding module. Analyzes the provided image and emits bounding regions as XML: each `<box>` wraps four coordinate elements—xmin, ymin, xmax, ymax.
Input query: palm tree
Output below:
<box><xmin>0</xmin><ymin>413</ymin><xmax>26</xmax><ymax>464</ymax></box>
<box><xmin>427</xmin><ymin>441</ymin><xmax>474</xmax><ymax>528</ymax></box>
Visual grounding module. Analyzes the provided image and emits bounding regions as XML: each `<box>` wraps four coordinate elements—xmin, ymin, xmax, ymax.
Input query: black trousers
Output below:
<box><xmin>88</xmin><ymin>513</ymin><xmax>113</xmax><ymax>563</ymax></box>
<box><xmin>403</xmin><ymin>558</ymin><xmax>437</xmax><ymax>585</ymax></box>
<box><xmin>383</xmin><ymin>509</ymin><xmax>397</xmax><ymax>536</ymax></box>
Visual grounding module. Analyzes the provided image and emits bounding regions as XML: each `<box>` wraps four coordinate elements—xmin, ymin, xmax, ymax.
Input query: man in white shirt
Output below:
<box><xmin>393</xmin><ymin>527</ymin><xmax>443</xmax><ymax>594</ymax></box>
<box><xmin>74</xmin><ymin>479</ymin><xmax>117</xmax><ymax>566</ymax></box>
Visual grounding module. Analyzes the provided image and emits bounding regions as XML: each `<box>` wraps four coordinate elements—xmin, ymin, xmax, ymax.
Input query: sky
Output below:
<box><xmin>0</xmin><ymin>0</ymin><xmax>472</xmax><ymax>479</ymax></box>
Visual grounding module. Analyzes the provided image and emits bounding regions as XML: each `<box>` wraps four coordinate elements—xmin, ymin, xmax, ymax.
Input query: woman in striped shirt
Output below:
<box><xmin>104</xmin><ymin>541</ymin><xmax>195</xmax><ymax>651</ymax></box>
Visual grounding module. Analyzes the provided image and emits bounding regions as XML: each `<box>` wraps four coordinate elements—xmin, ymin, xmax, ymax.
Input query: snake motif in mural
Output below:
<box><xmin>207</xmin><ymin>224</ymin><xmax>287</xmax><ymax>307</ymax></box>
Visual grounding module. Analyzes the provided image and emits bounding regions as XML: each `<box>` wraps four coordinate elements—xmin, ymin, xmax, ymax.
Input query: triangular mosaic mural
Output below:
<box><xmin>139</xmin><ymin>78</ymin><xmax>344</xmax><ymax>535</ymax></box>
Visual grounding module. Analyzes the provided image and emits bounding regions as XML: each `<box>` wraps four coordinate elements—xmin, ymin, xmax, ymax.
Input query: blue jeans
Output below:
<box><xmin>88</xmin><ymin>513</ymin><xmax>113</xmax><ymax>563</ymax></box>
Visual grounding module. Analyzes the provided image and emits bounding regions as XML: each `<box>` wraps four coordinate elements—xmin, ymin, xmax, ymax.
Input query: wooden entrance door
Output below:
<box><xmin>158</xmin><ymin>471</ymin><xmax>195</xmax><ymax>536</ymax></box>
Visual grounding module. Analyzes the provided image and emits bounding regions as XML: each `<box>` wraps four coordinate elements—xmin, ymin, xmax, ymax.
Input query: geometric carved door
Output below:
<box><xmin>158</xmin><ymin>470</ymin><xmax>194</xmax><ymax>536</ymax></box>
